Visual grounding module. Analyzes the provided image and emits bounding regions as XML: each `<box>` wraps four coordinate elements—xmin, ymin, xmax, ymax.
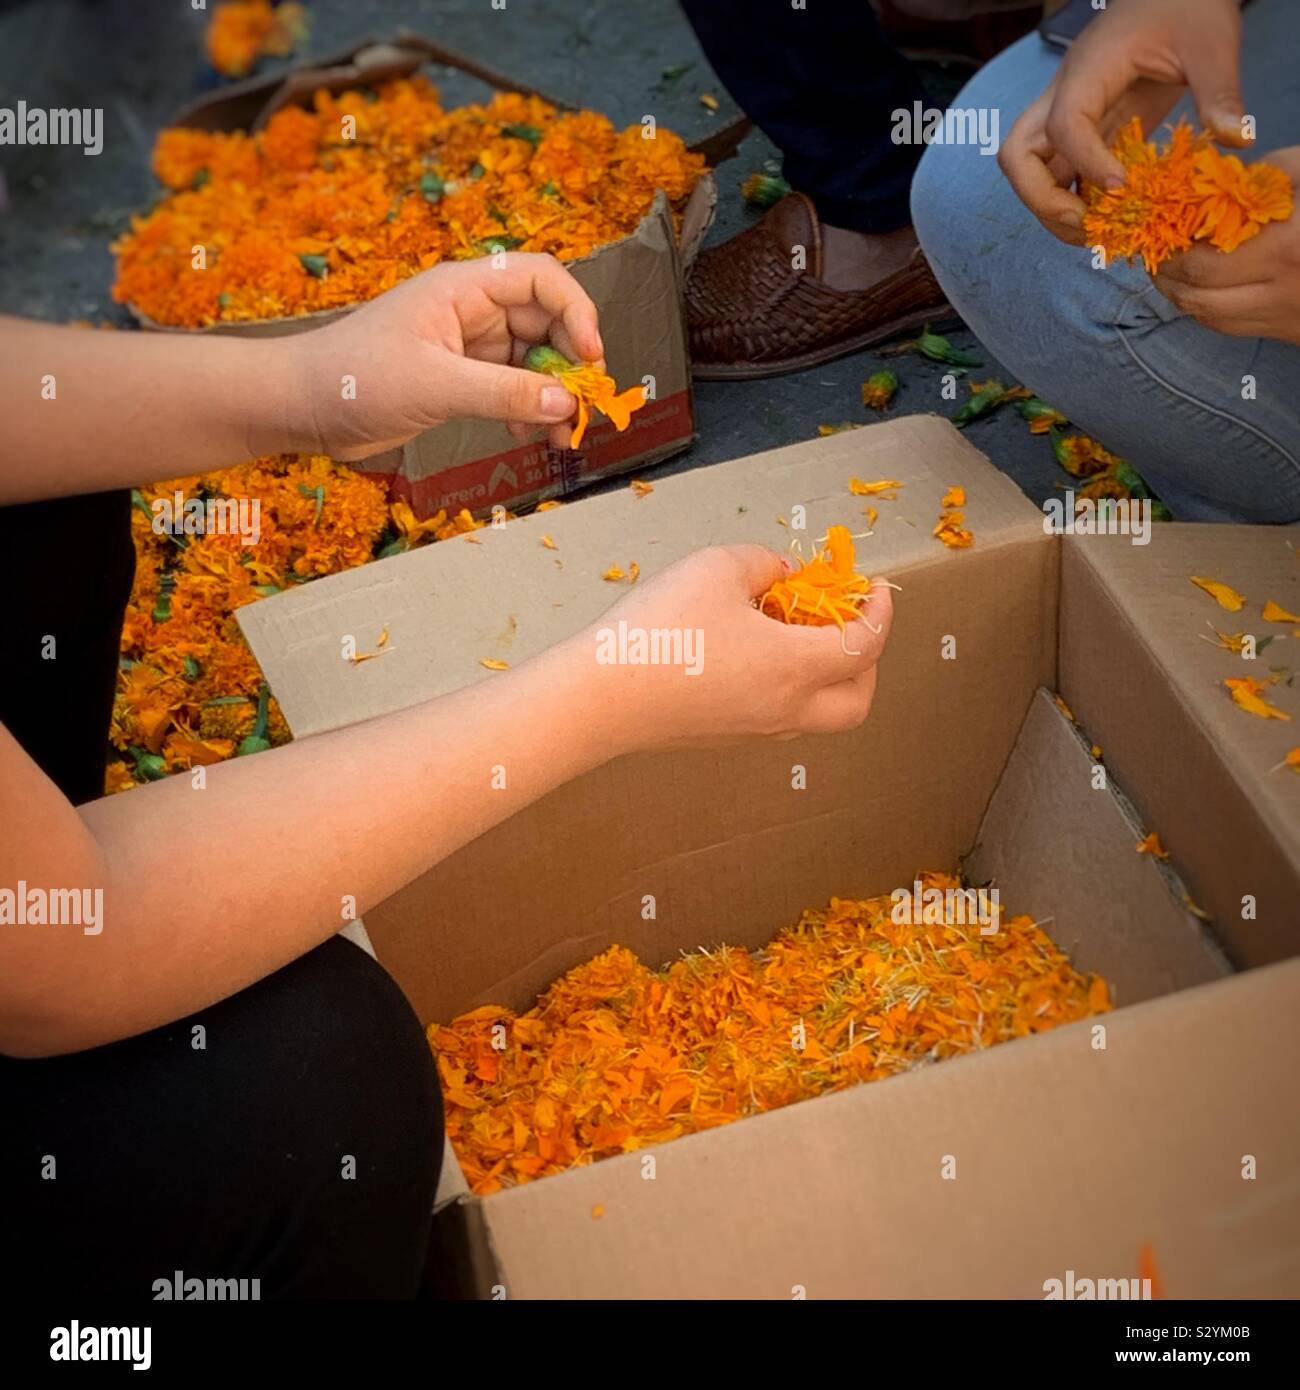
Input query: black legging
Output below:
<box><xmin>3</xmin><ymin>935</ymin><xmax>442</xmax><ymax>1299</ymax></box>
<box><xmin>679</xmin><ymin>0</ymin><xmax>927</xmax><ymax>233</ymax></box>
<box><xmin>1</xmin><ymin>491</ymin><xmax>443</xmax><ymax>1297</ymax></box>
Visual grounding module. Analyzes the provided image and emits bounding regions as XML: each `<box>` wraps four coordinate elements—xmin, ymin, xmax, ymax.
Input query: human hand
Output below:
<box><xmin>1154</xmin><ymin>146</ymin><xmax>1300</xmax><ymax>342</ymax></box>
<box><xmin>577</xmin><ymin>544</ymin><xmax>894</xmax><ymax>754</ymax></box>
<box><xmin>999</xmin><ymin>0</ymin><xmax>1247</xmax><ymax>244</ymax></box>
<box><xmin>295</xmin><ymin>253</ymin><xmax>604</xmax><ymax>460</ymax></box>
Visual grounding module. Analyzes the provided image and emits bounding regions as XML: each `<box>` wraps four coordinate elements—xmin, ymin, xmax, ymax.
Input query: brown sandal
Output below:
<box><xmin>686</xmin><ymin>193</ymin><xmax>953</xmax><ymax>381</ymax></box>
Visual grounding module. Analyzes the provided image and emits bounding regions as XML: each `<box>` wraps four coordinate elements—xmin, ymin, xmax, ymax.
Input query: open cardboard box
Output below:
<box><xmin>240</xmin><ymin>417</ymin><xmax>1300</xmax><ymax>1299</ymax></box>
<box><xmin>129</xmin><ymin>33</ymin><xmax>730</xmax><ymax>518</ymax></box>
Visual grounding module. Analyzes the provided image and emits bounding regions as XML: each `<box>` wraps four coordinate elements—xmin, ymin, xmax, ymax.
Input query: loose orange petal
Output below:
<box><xmin>942</xmin><ymin>485</ymin><xmax>966</xmax><ymax>508</ymax></box>
<box><xmin>1190</xmin><ymin>576</ymin><xmax>1245</xmax><ymax>612</ymax></box>
<box><xmin>933</xmin><ymin>508</ymin><xmax>974</xmax><ymax>549</ymax></box>
<box><xmin>1262</xmin><ymin>599</ymin><xmax>1300</xmax><ymax>624</ymax></box>
<box><xmin>1224</xmin><ymin>676</ymin><xmax>1290</xmax><ymax>721</ymax></box>
<box><xmin>630</xmin><ymin>479</ymin><xmax>654</xmax><ymax>499</ymax></box>
<box><xmin>1203</xmin><ymin>627</ymin><xmax>1250</xmax><ymax>653</ymax></box>
<box><xmin>1136</xmin><ymin>832</ymin><xmax>1169</xmax><ymax>860</ymax></box>
<box><xmin>850</xmin><ymin>477</ymin><xmax>903</xmax><ymax>497</ymax></box>
<box><xmin>760</xmin><ymin>524</ymin><xmax>873</xmax><ymax>633</ymax></box>
<box><xmin>480</xmin><ymin>658</ymin><xmax>510</xmax><ymax>671</ymax></box>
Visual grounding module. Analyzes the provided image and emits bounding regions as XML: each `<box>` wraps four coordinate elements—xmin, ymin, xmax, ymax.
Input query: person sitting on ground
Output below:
<box><xmin>677</xmin><ymin>0</ymin><xmax>1042</xmax><ymax>378</ymax></box>
<box><xmin>912</xmin><ymin>0</ymin><xmax>1300</xmax><ymax>523</ymax></box>
<box><xmin>0</xmin><ymin>253</ymin><xmax>892</xmax><ymax>1298</ymax></box>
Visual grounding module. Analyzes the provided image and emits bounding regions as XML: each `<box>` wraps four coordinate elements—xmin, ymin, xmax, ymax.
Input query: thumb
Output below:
<box><xmin>721</xmin><ymin>543</ymin><xmax>790</xmax><ymax>599</ymax></box>
<box><xmin>1183</xmin><ymin>23</ymin><xmax>1247</xmax><ymax>146</ymax></box>
<box><xmin>435</xmin><ymin>355</ymin><xmax>577</xmax><ymax>426</ymax></box>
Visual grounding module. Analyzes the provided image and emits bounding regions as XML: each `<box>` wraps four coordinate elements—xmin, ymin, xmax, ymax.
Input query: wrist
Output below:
<box><xmin>551</xmin><ymin>626</ymin><xmax>651</xmax><ymax>762</ymax></box>
<box><xmin>240</xmin><ymin>334</ymin><xmax>319</xmax><ymax>458</ymax></box>
<box><xmin>258</xmin><ymin>327</ymin><xmax>337</xmax><ymax>458</ymax></box>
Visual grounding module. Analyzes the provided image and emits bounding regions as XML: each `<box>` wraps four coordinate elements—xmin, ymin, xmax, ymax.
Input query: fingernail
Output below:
<box><xmin>1105</xmin><ymin>175</ymin><xmax>1125</xmax><ymax>191</ymax></box>
<box><xmin>540</xmin><ymin>386</ymin><xmax>573</xmax><ymax>418</ymax></box>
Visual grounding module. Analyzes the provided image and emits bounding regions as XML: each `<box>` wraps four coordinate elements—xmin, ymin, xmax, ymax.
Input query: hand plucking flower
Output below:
<box><xmin>297</xmin><ymin>253</ymin><xmax>606</xmax><ymax>460</ymax></box>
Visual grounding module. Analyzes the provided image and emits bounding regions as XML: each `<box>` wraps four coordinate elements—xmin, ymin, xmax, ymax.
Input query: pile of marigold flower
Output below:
<box><xmin>1085</xmin><ymin>117</ymin><xmax>1293</xmax><ymax>273</ymax></box>
<box><xmin>108</xmin><ymin>454</ymin><xmax>485</xmax><ymax>792</ymax></box>
<box><xmin>430</xmin><ymin>872</ymin><xmax>1111</xmax><ymax>1194</ymax></box>
<box><xmin>112</xmin><ymin>77</ymin><xmax>706</xmax><ymax>327</ymax></box>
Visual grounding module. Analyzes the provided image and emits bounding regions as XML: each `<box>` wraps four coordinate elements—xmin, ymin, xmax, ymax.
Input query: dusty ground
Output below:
<box><xmin>0</xmin><ymin>0</ymin><xmax>1058</xmax><ymax>502</ymax></box>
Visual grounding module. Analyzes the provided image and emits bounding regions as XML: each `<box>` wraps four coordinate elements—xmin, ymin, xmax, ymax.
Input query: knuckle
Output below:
<box><xmin>509</xmin><ymin>375</ymin><xmax>535</xmax><ymax>416</ymax></box>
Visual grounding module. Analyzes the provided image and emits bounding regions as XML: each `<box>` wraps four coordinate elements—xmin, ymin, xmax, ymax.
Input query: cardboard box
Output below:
<box><xmin>129</xmin><ymin>34</ymin><xmax>724</xmax><ymax>517</ymax></box>
<box><xmin>240</xmin><ymin>416</ymin><xmax>1300</xmax><ymax>1299</ymax></box>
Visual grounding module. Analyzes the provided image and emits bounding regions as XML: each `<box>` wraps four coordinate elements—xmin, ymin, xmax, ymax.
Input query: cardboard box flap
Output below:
<box><xmin>1060</xmin><ymin>527</ymin><xmax>1300</xmax><ymax>967</ymax></box>
<box><xmin>966</xmin><ymin>689</ymin><xmax>1231</xmax><ymax>1006</ymax></box>
<box><xmin>479</xmin><ymin>955</ymin><xmax>1300</xmax><ymax>1299</ymax></box>
<box><xmin>240</xmin><ymin>416</ymin><xmax>1046</xmax><ymax>739</ymax></box>
<box><xmin>241</xmin><ymin>417</ymin><xmax>1056</xmax><ymax>1027</ymax></box>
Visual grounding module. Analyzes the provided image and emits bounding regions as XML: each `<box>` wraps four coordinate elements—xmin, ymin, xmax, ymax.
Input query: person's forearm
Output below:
<box><xmin>0</xmin><ymin>316</ymin><xmax>310</xmax><ymax>503</ymax></box>
<box><xmin>4</xmin><ymin>635</ymin><xmax>626</xmax><ymax>1056</ymax></box>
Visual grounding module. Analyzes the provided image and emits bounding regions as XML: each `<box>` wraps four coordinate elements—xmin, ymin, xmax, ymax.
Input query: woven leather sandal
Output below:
<box><xmin>686</xmin><ymin>193</ymin><xmax>952</xmax><ymax>380</ymax></box>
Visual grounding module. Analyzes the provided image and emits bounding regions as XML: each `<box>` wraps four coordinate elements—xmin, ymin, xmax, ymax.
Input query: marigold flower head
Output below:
<box><xmin>524</xmin><ymin>345</ymin><xmax>647</xmax><ymax>448</ymax></box>
<box><xmin>205</xmin><ymin>0</ymin><xmax>308</xmax><ymax>79</ymax></box>
<box><xmin>1084</xmin><ymin>117</ymin><xmax>1294</xmax><ymax>273</ymax></box>
<box><xmin>861</xmin><ymin>369</ymin><xmax>899</xmax><ymax>412</ymax></box>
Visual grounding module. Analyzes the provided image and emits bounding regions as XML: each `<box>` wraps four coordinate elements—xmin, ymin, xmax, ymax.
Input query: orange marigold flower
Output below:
<box><xmin>1191</xmin><ymin>147</ymin><xmax>1294</xmax><ymax>253</ymax></box>
<box><xmin>1056</xmin><ymin>433</ymin><xmax>1122</xmax><ymax>479</ymax></box>
<box><xmin>1084</xmin><ymin>117</ymin><xmax>1293</xmax><ymax>273</ymax></box>
<box><xmin>206</xmin><ymin>0</ymin><xmax>308</xmax><ymax>79</ymax></box>
<box><xmin>114</xmin><ymin>77</ymin><xmax>705</xmax><ymax>328</ymax></box>
<box><xmin>524</xmin><ymin>346</ymin><xmax>646</xmax><ymax>448</ymax></box>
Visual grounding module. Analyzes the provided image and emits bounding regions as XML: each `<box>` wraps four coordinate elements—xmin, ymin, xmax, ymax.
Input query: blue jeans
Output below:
<box><xmin>911</xmin><ymin>0</ymin><xmax>1300</xmax><ymax>523</ymax></box>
